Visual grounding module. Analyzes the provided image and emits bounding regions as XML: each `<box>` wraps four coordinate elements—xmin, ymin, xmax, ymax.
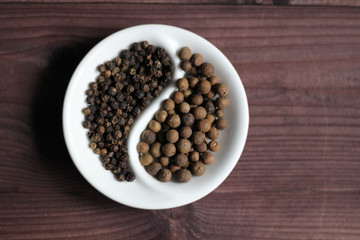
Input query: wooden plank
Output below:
<box><xmin>288</xmin><ymin>0</ymin><xmax>360</xmax><ymax>7</ymax></box>
<box><xmin>0</xmin><ymin>0</ymin><xmax>359</xmax><ymax>7</ymax></box>
<box><xmin>0</xmin><ymin>0</ymin><xmax>240</xmax><ymax>4</ymax></box>
<box><xmin>0</xmin><ymin>4</ymin><xmax>360</xmax><ymax>240</ymax></box>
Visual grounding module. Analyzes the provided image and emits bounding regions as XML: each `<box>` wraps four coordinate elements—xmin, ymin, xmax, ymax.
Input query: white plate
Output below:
<box><xmin>63</xmin><ymin>24</ymin><xmax>249</xmax><ymax>210</ymax></box>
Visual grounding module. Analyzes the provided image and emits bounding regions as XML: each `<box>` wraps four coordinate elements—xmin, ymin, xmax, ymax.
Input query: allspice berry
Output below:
<box><xmin>163</xmin><ymin>99</ymin><xmax>175</xmax><ymax>112</ymax></box>
<box><xmin>216</xmin><ymin>96</ymin><xmax>230</xmax><ymax>109</ymax></box>
<box><xmin>181</xmin><ymin>113</ymin><xmax>195</xmax><ymax>126</ymax></box>
<box><xmin>192</xmin><ymin>54</ymin><xmax>204</xmax><ymax>66</ymax></box>
<box><xmin>192</xmin><ymin>131</ymin><xmax>205</xmax><ymax>145</ymax></box>
<box><xmin>160</xmin><ymin>156</ymin><xmax>170</xmax><ymax>167</ymax></box>
<box><xmin>191</xmin><ymin>66</ymin><xmax>198</xmax><ymax>76</ymax></box>
<box><xmin>157</xmin><ymin>168</ymin><xmax>172</xmax><ymax>182</ymax></box>
<box><xmin>206</xmin><ymin>114</ymin><xmax>216</xmax><ymax>124</ymax></box>
<box><xmin>166</xmin><ymin>129</ymin><xmax>179</xmax><ymax>143</ymax></box>
<box><xmin>189</xmin><ymin>151</ymin><xmax>200</xmax><ymax>162</ymax></box>
<box><xmin>172</xmin><ymin>91</ymin><xmax>184</xmax><ymax>104</ymax></box>
<box><xmin>196</xmin><ymin>142</ymin><xmax>207</xmax><ymax>152</ymax></box>
<box><xmin>204</xmin><ymin>100</ymin><xmax>215</xmax><ymax>113</ymax></box>
<box><xmin>192</xmin><ymin>106</ymin><xmax>207</xmax><ymax>120</ymax></box>
<box><xmin>167</xmin><ymin>114</ymin><xmax>181</xmax><ymax>128</ymax></box>
<box><xmin>189</xmin><ymin>78</ymin><xmax>199</xmax><ymax>88</ymax></box>
<box><xmin>179</xmin><ymin>126</ymin><xmax>192</xmax><ymax>139</ymax></box>
<box><xmin>191</xmin><ymin>94</ymin><xmax>203</xmax><ymax>105</ymax></box>
<box><xmin>217</xmin><ymin>83</ymin><xmax>229</xmax><ymax>96</ymax></box>
<box><xmin>177</xmin><ymin>78</ymin><xmax>189</xmax><ymax>91</ymax></box>
<box><xmin>162</xmin><ymin>143</ymin><xmax>176</xmax><ymax>157</ymax></box>
<box><xmin>207</xmin><ymin>127</ymin><xmax>220</xmax><ymax>140</ymax></box>
<box><xmin>140</xmin><ymin>153</ymin><xmax>153</xmax><ymax>166</ymax></box>
<box><xmin>162</xmin><ymin>123</ymin><xmax>171</xmax><ymax>132</ymax></box>
<box><xmin>137</xmin><ymin>142</ymin><xmax>149</xmax><ymax>154</ymax></box>
<box><xmin>149</xmin><ymin>120</ymin><xmax>161</xmax><ymax>133</ymax></box>
<box><xmin>197</xmin><ymin>119</ymin><xmax>211</xmax><ymax>132</ymax></box>
<box><xmin>150</xmin><ymin>142</ymin><xmax>162</xmax><ymax>158</ymax></box>
<box><xmin>209</xmin><ymin>76</ymin><xmax>219</xmax><ymax>85</ymax></box>
<box><xmin>175</xmin><ymin>169</ymin><xmax>192</xmax><ymax>183</ymax></box>
<box><xmin>216</xmin><ymin>118</ymin><xmax>228</xmax><ymax>130</ymax></box>
<box><xmin>141</xmin><ymin>130</ymin><xmax>156</xmax><ymax>144</ymax></box>
<box><xmin>146</xmin><ymin>162</ymin><xmax>162</xmax><ymax>176</ymax></box>
<box><xmin>175</xmin><ymin>153</ymin><xmax>188</xmax><ymax>167</ymax></box>
<box><xmin>201</xmin><ymin>62</ymin><xmax>215</xmax><ymax>77</ymax></box>
<box><xmin>177</xmin><ymin>138</ymin><xmax>192</xmax><ymax>153</ymax></box>
<box><xmin>179</xmin><ymin>47</ymin><xmax>192</xmax><ymax>60</ymax></box>
<box><xmin>198</xmin><ymin>80</ymin><xmax>212</xmax><ymax>94</ymax></box>
<box><xmin>169</xmin><ymin>164</ymin><xmax>181</xmax><ymax>173</ymax></box>
<box><xmin>209</xmin><ymin>141</ymin><xmax>220</xmax><ymax>152</ymax></box>
<box><xmin>190</xmin><ymin>161</ymin><xmax>206</xmax><ymax>176</ymax></box>
<box><xmin>202</xmin><ymin>152</ymin><xmax>214</xmax><ymax>165</ymax></box>
<box><xmin>181</xmin><ymin>61</ymin><xmax>192</xmax><ymax>72</ymax></box>
<box><xmin>179</xmin><ymin>102</ymin><xmax>190</xmax><ymax>113</ymax></box>
<box><xmin>183</xmin><ymin>89</ymin><xmax>193</xmax><ymax>98</ymax></box>
<box><xmin>155</xmin><ymin>110</ymin><xmax>168</xmax><ymax>122</ymax></box>
<box><xmin>215</xmin><ymin>109</ymin><xmax>225</xmax><ymax>118</ymax></box>
<box><xmin>207</xmin><ymin>90</ymin><xmax>216</xmax><ymax>99</ymax></box>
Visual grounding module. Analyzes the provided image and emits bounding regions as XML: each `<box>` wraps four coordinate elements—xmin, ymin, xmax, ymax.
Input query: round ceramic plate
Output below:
<box><xmin>63</xmin><ymin>24</ymin><xmax>249</xmax><ymax>210</ymax></box>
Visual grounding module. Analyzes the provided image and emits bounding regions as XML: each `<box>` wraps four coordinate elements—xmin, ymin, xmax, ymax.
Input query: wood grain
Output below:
<box><xmin>1</xmin><ymin>3</ymin><xmax>360</xmax><ymax>240</ymax></box>
<box><xmin>1</xmin><ymin>0</ymin><xmax>359</xmax><ymax>7</ymax></box>
<box><xmin>289</xmin><ymin>0</ymin><xmax>360</xmax><ymax>7</ymax></box>
<box><xmin>0</xmin><ymin>0</ymin><xmax>241</xmax><ymax>4</ymax></box>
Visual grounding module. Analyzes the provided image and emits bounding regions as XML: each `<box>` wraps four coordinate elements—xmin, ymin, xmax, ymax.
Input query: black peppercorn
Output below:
<box><xmin>125</xmin><ymin>172</ymin><xmax>135</xmax><ymax>182</ymax></box>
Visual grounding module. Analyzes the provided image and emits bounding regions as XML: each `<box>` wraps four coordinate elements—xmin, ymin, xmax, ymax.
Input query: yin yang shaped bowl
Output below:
<box><xmin>63</xmin><ymin>24</ymin><xmax>249</xmax><ymax>210</ymax></box>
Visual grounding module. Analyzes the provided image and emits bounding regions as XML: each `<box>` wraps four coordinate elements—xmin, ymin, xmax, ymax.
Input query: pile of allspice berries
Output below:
<box><xmin>138</xmin><ymin>47</ymin><xmax>229</xmax><ymax>183</ymax></box>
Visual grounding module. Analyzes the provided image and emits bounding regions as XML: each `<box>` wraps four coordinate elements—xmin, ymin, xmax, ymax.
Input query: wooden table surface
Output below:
<box><xmin>1</xmin><ymin>2</ymin><xmax>360</xmax><ymax>240</ymax></box>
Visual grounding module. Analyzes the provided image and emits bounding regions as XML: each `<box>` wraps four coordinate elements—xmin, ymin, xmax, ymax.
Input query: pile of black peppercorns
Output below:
<box><xmin>138</xmin><ymin>47</ymin><xmax>229</xmax><ymax>183</ymax></box>
<box><xmin>82</xmin><ymin>41</ymin><xmax>173</xmax><ymax>182</ymax></box>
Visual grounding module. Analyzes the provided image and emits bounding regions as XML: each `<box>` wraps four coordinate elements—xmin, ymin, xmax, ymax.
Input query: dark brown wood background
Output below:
<box><xmin>1</xmin><ymin>1</ymin><xmax>360</xmax><ymax>240</ymax></box>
